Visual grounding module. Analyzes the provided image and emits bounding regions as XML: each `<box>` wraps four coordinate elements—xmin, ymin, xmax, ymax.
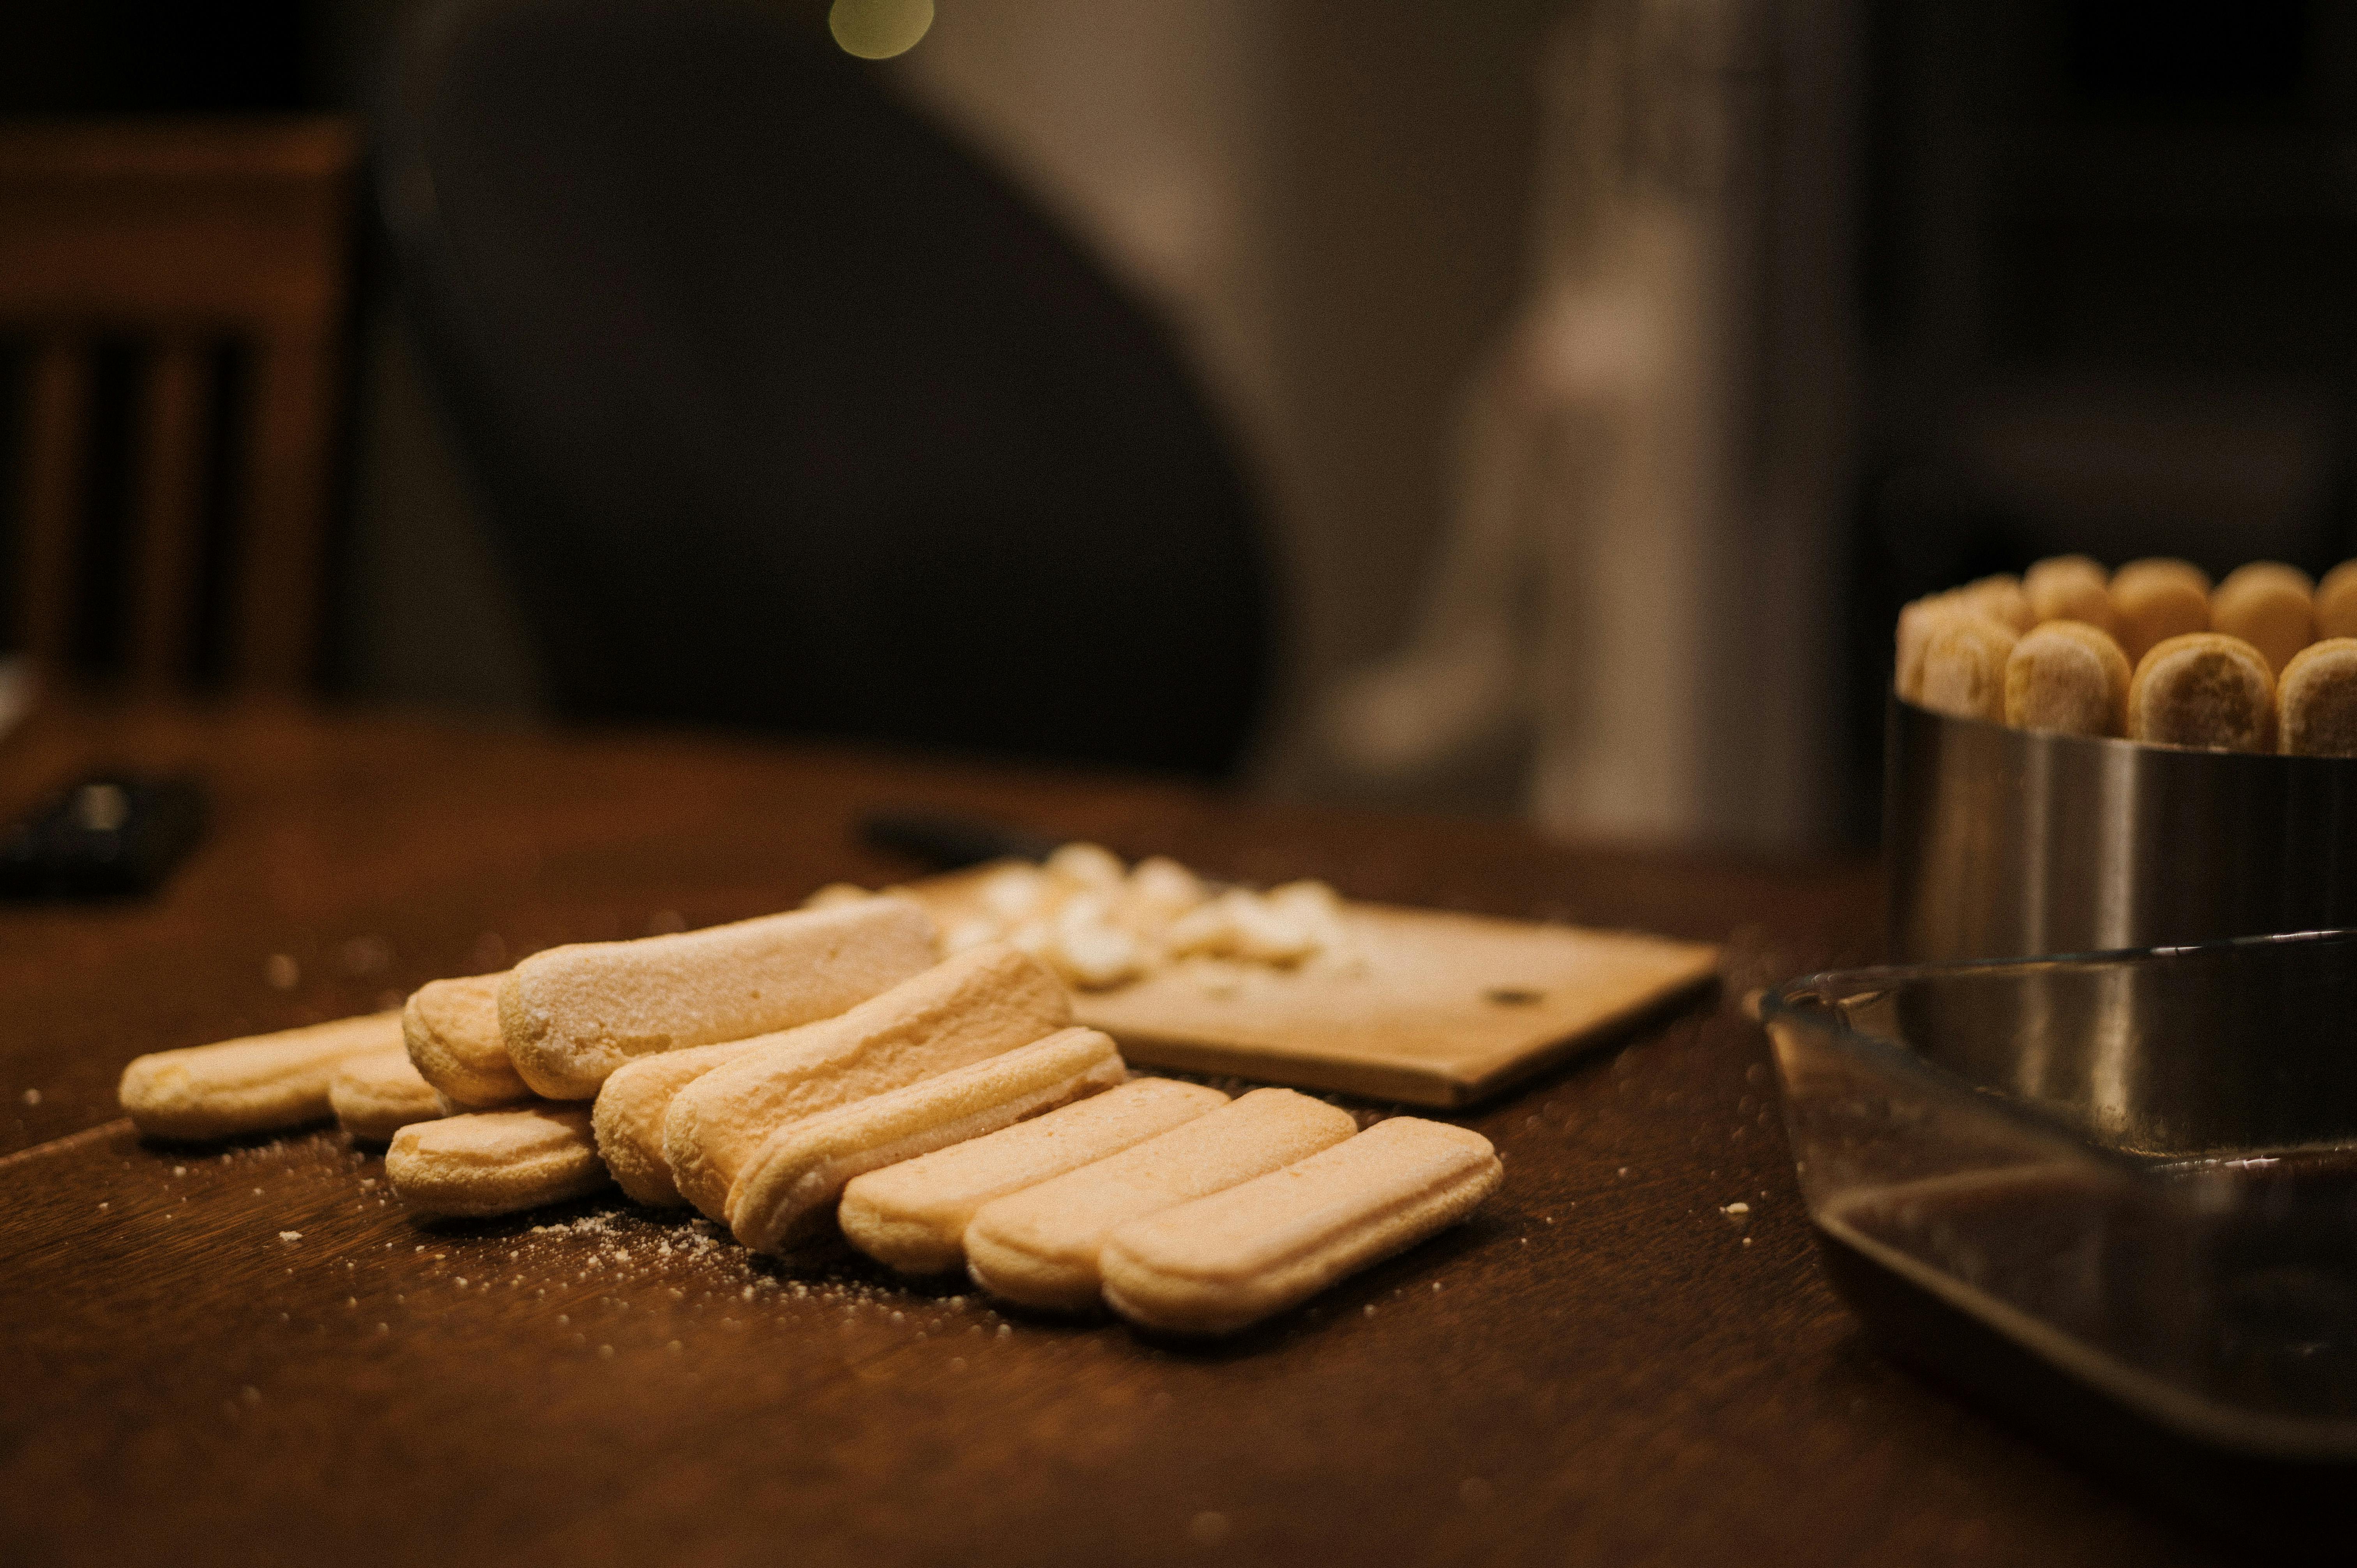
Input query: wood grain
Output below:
<box><xmin>0</xmin><ymin>699</ymin><xmax>2230</xmax><ymax>1567</ymax></box>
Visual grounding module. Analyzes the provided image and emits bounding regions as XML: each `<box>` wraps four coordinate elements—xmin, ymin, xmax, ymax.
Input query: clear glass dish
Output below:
<box><xmin>1763</xmin><ymin>930</ymin><xmax>2357</xmax><ymax>1541</ymax></box>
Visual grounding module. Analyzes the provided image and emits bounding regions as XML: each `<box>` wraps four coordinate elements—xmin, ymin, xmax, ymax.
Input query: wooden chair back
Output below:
<box><xmin>0</xmin><ymin>118</ymin><xmax>356</xmax><ymax>694</ymax></box>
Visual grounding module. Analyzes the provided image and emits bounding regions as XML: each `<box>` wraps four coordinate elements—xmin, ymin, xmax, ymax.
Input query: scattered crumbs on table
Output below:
<box><xmin>279</xmin><ymin>1231</ymin><xmax>302</xmax><ymax>1243</ymax></box>
<box><xmin>264</xmin><ymin>954</ymin><xmax>299</xmax><ymax>989</ymax></box>
<box><xmin>21</xmin><ymin>1088</ymin><xmax>37</xmax><ymax>1105</ymax></box>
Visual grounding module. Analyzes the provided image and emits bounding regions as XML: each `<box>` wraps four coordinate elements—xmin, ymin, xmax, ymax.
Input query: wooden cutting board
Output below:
<box><xmin>905</xmin><ymin>875</ymin><xmax>1720</xmax><ymax>1108</ymax></box>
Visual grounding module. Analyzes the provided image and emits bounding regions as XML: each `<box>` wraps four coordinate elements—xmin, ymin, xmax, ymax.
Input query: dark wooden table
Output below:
<box><xmin>0</xmin><ymin>701</ymin><xmax>2230</xmax><ymax>1566</ymax></box>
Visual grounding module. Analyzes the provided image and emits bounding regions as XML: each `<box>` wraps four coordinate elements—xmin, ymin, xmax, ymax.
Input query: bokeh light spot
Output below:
<box><xmin>829</xmin><ymin>0</ymin><xmax>934</xmax><ymax>60</ymax></box>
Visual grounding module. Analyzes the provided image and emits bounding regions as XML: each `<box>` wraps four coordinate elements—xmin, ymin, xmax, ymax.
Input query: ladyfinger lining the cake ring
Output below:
<box><xmin>404</xmin><ymin>972</ymin><xmax>526</xmax><ymax>1109</ymax></box>
<box><xmin>2315</xmin><ymin>560</ymin><xmax>2357</xmax><ymax>641</ymax></box>
<box><xmin>2003</xmin><ymin>620</ymin><xmax>2129</xmax><ymax>737</ymax></box>
<box><xmin>499</xmin><ymin>895</ymin><xmax>940</xmax><ymax>1100</ymax></box>
<box><xmin>728</xmin><ymin>1028</ymin><xmax>1128</xmax><ymax>1256</ymax></box>
<box><xmin>839</xmin><ymin>1077</ymin><xmax>1231</xmax><ymax>1274</ymax></box>
<box><xmin>663</xmin><ymin>944</ymin><xmax>1071</xmax><ymax>1223</ymax></box>
<box><xmin>962</xmin><ymin>1087</ymin><xmax>1359</xmax><ymax>1313</ymax></box>
<box><xmin>1894</xmin><ymin>595</ymin><xmax>1974</xmax><ymax>703</ymax></box>
<box><xmin>591</xmin><ymin>1038</ymin><xmax>763</xmax><ymax>1208</ymax></box>
<box><xmin>331</xmin><ymin>1047</ymin><xmax>446</xmax><ymax>1143</ymax></box>
<box><xmin>2210</xmin><ymin>561</ymin><xmax>2314</xmax><ymax>675</ymax></box>
<box><xmin>2022</xmin><ymin>555</ymin><xmax>2115</xmax><ymax>633</ymax></box>
<box><xmin>1099</xmin><ymin>1118</ymin><xmax>1503</xmax><ymax>1337</ymax></box>
<box><xmin>385</xmin><ymin>1105</ymin><xmax>611</xmax><ymax>1217</ymax></box>
<box><xmin>1955</xmin><ymin>573</ymin><xmax>2034</xmax><ymax>632</ymax></box>
<box><xmin>118</xmin><ymin>1011</ymin><xmax>406</xmax><ymax>1140</ymax></box>
<box><xmin>2276</xmin><ymin>637</ymin><xmax>2357</xmax><ymax>758</ymax></box>
<box><xmin>2109</xmin><ymin>558</ymin><xmax>2210</xmax><ymax>664</ymax></box>
<box><xmin>2126</xmin><ymin>632</ymin><xmax>2275</xmax><ymax>752</ymax></box>
<box><xmin>1914</xmin><ymin>616</ymin><xmax>2017</xmax><ymax>722</ymax></box>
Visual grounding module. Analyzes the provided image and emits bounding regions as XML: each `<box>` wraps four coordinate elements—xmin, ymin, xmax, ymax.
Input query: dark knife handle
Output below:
<box><xmin>859</xmin><ymin>809</ymin><xmax>1062</xmax><ymax>873</ymax></box>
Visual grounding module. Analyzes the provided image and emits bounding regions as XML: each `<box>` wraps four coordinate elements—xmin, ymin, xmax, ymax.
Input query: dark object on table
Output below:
<box><xmin>859</xmin><ymin>808</ymin><xmax>1060</xmax><ymax>874</ymax></box>
<box><xmin>1765</xmin><ymin>931</ymin><xmax>2357</xmax><ymax>1548</ymax></box>
<box><xmin>375</xmin><ymin>0</ymin><xmax>1272</xmax><ymax>777</ymax></box>
<box><xmin>0</xmin><ymin>773</ymin><xmax>205</xmax><ymax>897</ymax></box>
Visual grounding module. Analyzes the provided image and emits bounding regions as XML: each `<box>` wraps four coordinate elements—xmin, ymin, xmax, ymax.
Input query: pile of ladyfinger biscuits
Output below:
<box><xmin>1897</xmin><ymin>556</ymin><xmax>2357</xmax><ymax>756</ymax></box>
<box><xmin>116</xmin><ymin>859</ymin><xmax>1503</xmax><ymax>1338</ymax></box>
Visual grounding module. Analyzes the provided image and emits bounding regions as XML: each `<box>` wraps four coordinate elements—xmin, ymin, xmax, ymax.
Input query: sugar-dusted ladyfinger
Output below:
<box><xmin>2127</xmin><ymin>633</ymin><xmax>2276</xmax><ymax>752</ymax></box>
<box><xmin>404</xmin><ymin>972</ymin><xmax>526</xmax><ymax>1109</ymax></box>
<box><xmin>119</xmin><ymin>1010</ymin><xmax>405</xmax><ymax>1140</ymax></box>
<box><xmin>1101</xmin><ymin>1118</ymin><xmax>1504</xmax><ymax>1336</ymax></box>
<box><xmin>2276</xmin><ymin>638</ymin><xmax>2357</xmax><ymax>758</ymax></box>
<box><xmin>500</xmin><ymin>895</ymin><xmax>939</xmax><ymax>1099</ymax></box>
<box><xmin>1915</xmin><ymin>615</ymin><xmax>2018</xmax><ymax>721</ymax></box>
<box><xmin>591</xmin><ymin>1038</ymin><xmax>764</xmax><ymax>1207</ymax></box>
<box><xmin>331</xmin><ymin>1047</ymin><xmax>445</xmax><ymax>1142</ymax></box>
<box><xmin>1894</xmin><ymin>594</ymin><xmax>1970</xmax><ymax>703</ymax></box>
<box><xmin>2210</xmin><ymin>561</ymin><xmax>2315</xmax><ymax>675</ymax></box>
<box><xmin>663</xmin><ymin>944</ymin><xmax>1070</xmax><ymax>1222</ymax></box>
<box><xmin>2317</xmin><ymin>560</ymin><xmax>2357</xmax><ymax>641</ymax></box>
<box><xmin>841</xmin><ymin>1078</ymin><xmax>1230</xmax><ymax>1274</ymax></box>
<box><xmin>2003</xmin><ymin>620</ymin><xmax>2130</xmax><ymax>737</ymax></box>
<box><xmin>963</xmin><ymin>1087</ymin><xmax>1358</xmax><ymax>1312</ymax></box>
<box><xmin>385</xmin><ymin>1105</ymin><xmax>611</xmax><ymax>1217</ymax></box>
<box><xmin>2023</xmin><ymin>555</ymin><xmax>2115</xmax><ymax>634</ymax></box>
<box><xmin>730</xmin><ymin>1028</ymin><xmax>1128</xmax><ymax>1255</ymax></box>
<box><xmin>2110</xmin><ymin>558</ymin><xmax>2211</xmax><ymax>663</ymax></box>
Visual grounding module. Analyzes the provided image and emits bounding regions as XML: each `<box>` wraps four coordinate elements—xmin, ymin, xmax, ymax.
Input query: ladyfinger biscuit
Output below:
<box><xmin>331</xmin><ymin>1047</ymin><xmax>445</xmax><ymax>1142</ymax></box>
<box><xmin>664</xmin><ymin>943</ymin><xmax>1071</xmax><ymax>1222</ymax></box>
<box><xmin>2317</xmin><ymin>560</ymin><xmax>2357</xmax><ymax>641</ymax></box>
<box><xmin>2003</xmin><ymin>620</ymin><xmax>2129</xmax><ymax>737</ymax></box>
<box><xmin>2210</xmin><ymin>561</ymin><xmax>2315</xmax><ymax>675</ymax></box>
<box><xmin>1956</xmin><ymin>573</ymin><xmax>2035</xmax><ymax>632</ymax></box>
<box><xmin>385</xmin><ymin>1105</ymin><xmax>611</xmax><ymax>1217</ymax></box>
<box><xmin>2276</xmin><ymin>638</ymin><xmax>2357</xmax><ymax>758</ymax></box>
<box><xmin>119</xmin><ymin>1010</ymin><xmax>405</xmax><ymax>1140</ymax></box>
<box><xmin>1100</xmin><ymin>1118</ymin><xmax>1503</xmax><ymax>1336</ymax></box>
<box><xmin>1915</xmin><ymin>615</ymin><xmax>2017</xmax><ymax>722</ymax></box>
<box><xmin>2023</xmin><ymin>554</ymin><xmax>2115</xmax><ymax>633</ymax></box>
<box><xmin>730</xmin><ymin>1027</ymin><xmax>1128</xmax><ymax>1255</ymax></box>
<box><xmin>2110</xmin><ymin>558</ymin><xmax>2210</xmax><ymax>663</ymax></box>
<box><xmin>1894</xmin><ymin>594</ymin><xmax>1971</xmax><ymax>701</ymax></box>
<box><xmin>500</xmin><ymin>895</ymin><xmax>939</xmax><ymax>1099</ymax></box>
<box><xmin>2127</xmin><ymin>633</ymin><xmax>2275</xmax><ymax>752</ymax></box>
<box><xmin>403</xmin><ymin>972</ymin><xmax>526</xmax><ymax>1109</ymax></box>
<box><xmin>840</xmin><ymin>1077</ymin><xmax>1230</xmax><ymax>1274</ymax></box>
<box><xmin>963</xmin><ymin>1087</ymin><xmax>1358</xmax><ymax>1312</ymax></box>
<box><xmin>591</xmin><ymin>1038</ymin><xmax>763</xmax><ymax>1207</ymax></box>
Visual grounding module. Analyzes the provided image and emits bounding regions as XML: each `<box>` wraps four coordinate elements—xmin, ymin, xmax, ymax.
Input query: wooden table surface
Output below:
<box><xmin>0</xmin><ymin>701</ymin><xmax>2234</xmax><ymax>1567</ymax></box>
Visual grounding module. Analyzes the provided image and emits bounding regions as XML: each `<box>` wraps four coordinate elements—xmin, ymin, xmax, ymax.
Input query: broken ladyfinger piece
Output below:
<box><xmin>730</xmin><ymin>1027</ymin><xmax>1129</xmax><ymax>1256</ymax></box>
<box><xmin>331</xmin><ymin>1046</ymin><xmax>446</xmax><ymax>1142</ymax></box>
<box><xmin>2127</xmin><ymin>632</ymin><xmax>2276</xmax><ymax>752</ymax></box>
<box><xmin>2003</xmin><ymin>620</ymin><xmax>2130</xmax><ymax>737</ymax></box>
<box><xmin>962</xmin><ymin>1087</ymin><xmax>1359</xmax><ymax>1314</ymax></box>
<box><xmin>2276</xmin><ymin>638</ymin><xmax>2357</xmax><ymax>758</ymax></box>
<box><xmin>663</xmin><ymin>943</ymin><xmax>1071</xmax><ymax>1223</ymax></box>
<box><xmin>1100</xmin><ymin>1117</ymin><xmax>1503</xmax><ymax>1337</ymax></box>
<box><xmin>500</xmin><ymin>895</ymin><xmax>940</xmax><ymax>1100</ymax></box>
<box><xmin>119</xmin><ymin>1010</ymin><xmax>405</xmax><ymax>1140</ymax></box>
<box><xmin>385</xmin><ymin>1105</ymin><xmax>611</xmax><ymax>1217</ymax></box>
<box><xmin>840</xmin><ymin>1077</ymin><xmax>1231</xmax><ymax>1275</ymax></box>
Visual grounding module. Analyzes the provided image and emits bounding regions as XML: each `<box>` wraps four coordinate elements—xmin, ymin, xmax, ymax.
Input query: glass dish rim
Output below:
<box><xmin>1761</xmin><ymin>925</ymin><xmax>2357</xmax><ymax>1183</ymax></box>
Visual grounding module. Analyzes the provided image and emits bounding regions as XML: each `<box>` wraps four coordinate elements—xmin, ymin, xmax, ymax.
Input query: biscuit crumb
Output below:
<box><xmin>20</xmin><ymin>1088</ymin><xmax>38</xmax><ymax>1105</ymax></box>
<box><xmin>279</xmin><ymin>1230</ymin><xmax>301</xmax><ymax>1243</ymax></box>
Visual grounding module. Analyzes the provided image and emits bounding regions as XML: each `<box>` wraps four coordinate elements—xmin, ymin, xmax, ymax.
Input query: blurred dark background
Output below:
<box><xmin>6</xmin><ymin>0</ymin><xmax>2357</xmax><ymax>846</ymax></box>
